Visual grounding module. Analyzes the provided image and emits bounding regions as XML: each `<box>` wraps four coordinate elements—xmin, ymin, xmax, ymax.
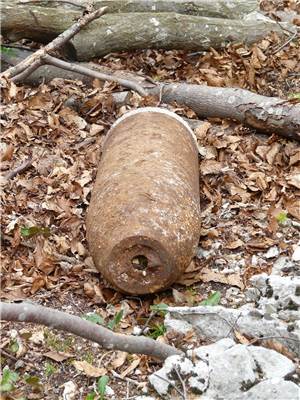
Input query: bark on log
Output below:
<box><xmin>153</xmin><ymin>84</ymin><xmax>300</xmax><ymax>141</ymax></box>
<box><xmin>2</xmin><ymin>48</ymin><xmax>299</xmax><ymax>140</ymax></box>
<box><xmin>0</xmin><ymin>301</ymin><xmax>183</xmax><ymax>360</ymax></box>
<box><xmin>1</xmin><ymin>4</ymin><xmax>290</xmax><ymax>61</ymax></box>
<box><xmin>13</xmin><ymin>0</ymin><xmax>259</xmax><ymax>19</ymax></box>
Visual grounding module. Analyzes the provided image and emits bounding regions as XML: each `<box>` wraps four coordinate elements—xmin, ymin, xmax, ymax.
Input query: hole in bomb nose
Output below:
<box><xmin>131</xmin><ymin>255</ymin><xmax>148</xmax><ymax>270</ymax></box>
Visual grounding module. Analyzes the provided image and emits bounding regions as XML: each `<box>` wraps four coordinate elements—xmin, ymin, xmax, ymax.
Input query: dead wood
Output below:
<box><xmin>153</xmin><ymin>83</ymin><xmax>300</xmax><ymax>141</ymax></box>
<box><xmin>2</xmin><ymin>47</ymin><xmax>299</xmax><ymax>140</ymax></box>
<box><xmin>11</xmin><ymin>0</ymin><xmax>259</xmax><ymax>19</ymax></box>
<box><xmin>0</xmin><ymin>301</ymin><xmax>183</xmax><ymax>360</ymax></box>
<box><xmin>1</xmin><ymin>5</ymin><xmax>108</xmax><ymax>79</ymax></box>
<box><xmin>1</xmin><ymin>3</ymin><xmax>292</xmax><ymax>61</ymax></box>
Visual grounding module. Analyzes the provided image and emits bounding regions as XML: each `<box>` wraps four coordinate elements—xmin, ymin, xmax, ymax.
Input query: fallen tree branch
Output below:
<box><xmin>0</xmin><ymin>301</ymin><xmax>183</xmax><ymax>360</ymax></box>
<box><xmin>1</xmin><ymin>5</ymin><xmax>108</xmax><ymax>79</ymax></box>
<box><xmin>153</xmin><ymin>83</ymin><xmax>300</xmax><ymax>141</ymax></box>
<box><xmin>13</xmin><ymin>54</ymin><xmax>147</xmax><ymax>96</ymax></box>
<box><xmin>2</xmin><ymin>47</ymin><xmax>299</xmax><ymax>140</ymax></box>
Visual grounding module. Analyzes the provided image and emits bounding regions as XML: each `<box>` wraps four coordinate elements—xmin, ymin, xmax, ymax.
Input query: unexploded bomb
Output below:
<box><xmin>86</xmin><ymin>107</ymin><xmax>200</xmax><ymax>294</ymax></box>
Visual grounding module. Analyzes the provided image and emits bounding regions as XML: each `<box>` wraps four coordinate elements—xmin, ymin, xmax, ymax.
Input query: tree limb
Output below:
<box><xmin>2</xmin><ymin>47</ymin><xmax>299</xmax><ymax>140</ymax></box>
<box><xmin>1</xmin><ymin>5</ymin><xmax>108</xmax><ymax>79</ymax></box>
<box><xmin>0</xmin><ymin>301</ymin><xmax>183</xmax><ymax>360</ymax></box>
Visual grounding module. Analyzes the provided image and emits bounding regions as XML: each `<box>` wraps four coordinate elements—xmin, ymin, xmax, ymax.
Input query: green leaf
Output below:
<box><xmin>0</xmin><ymin>46</ymin><xmax>16</xmax><ymax>56</ymax></box>
<box><xmin>82</xmin><ymin>313</ymin><xmax>104</xmax><ymax>325</ymax></box>
<box><xmin>0</xmin><ymin>367</ymin><xmax>19</xmax><ymax>392</ymax></box>
<box><xmin>10</xmin><ymin>339</ymin><xmax>19</xmax><ymax>354</ymax></box>
<box><xmin>200</xmin><ymin>291</ymin><xmax>221</xmax><ymax>306</ymax></box>
<box><xmin>85</xmin><ymin>392</ymin><xmax>96</xmax><ymax>400</ymax></box>
<box><xmin>150</xmin><ymin>303</ymin><xmax>168</xmax><ymax>315</ymax></box>
<box><xmin>20</xmin><ymin>226</ymin><xmax>51</xmax><ymax>238</ymax></box>
<box><xmin>288</xmin><ymin>92</ymin><xmax>300</xmax><ymax>101</ymax></box>
<box><xmin>276</xmin><ymin>211</ymin><xmax>288</xmax><ymax>224</ymax></box>
<box><xmin>107</xmin><ymin>310</ymin><xmax>123</xmax><ymax>331</ymax></box>
<box><xmin>148</xmin><ymin>323</ymin><xmax>166</xmax><ymax>339</ymax></box>
<box><xmin>24</xmin><ymin>375</ymin><xmax>40</xmax><ymax>387</ymax></box>
<box><xmin>97</xmin><ymin>375</ymin><xmax>109</xmax><ymax>399</ymax></box>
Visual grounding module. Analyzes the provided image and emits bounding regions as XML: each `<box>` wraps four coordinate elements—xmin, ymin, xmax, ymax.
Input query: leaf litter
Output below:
<box><xmin>1</xmin><ymin>1</ymin><xmax>300</xmax><ymax>398</ymax></box>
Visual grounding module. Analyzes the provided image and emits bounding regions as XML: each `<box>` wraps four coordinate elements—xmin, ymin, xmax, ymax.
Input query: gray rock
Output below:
<box><xmin>188</xmin><ymin>338</ymin><xmax>235</xmax><ymax>361</ymax></box>
<box><xmin>167</xmin><ymin>303</ymin><xmax>300</xmax><ymax>357</ymax></box>
<box><xmin>205</xmin><ymin>345</ymin><xmax>257</xmax><ymax>399</ymax></box>
<box><xmin>164</xmin><ymin>315</ymin><xmax>193</xmax><ymax>334</ymax></box>
<box><xmin>265</xmin><ymin>246</ymin><xmax>280</xmax><ymax>259</ymax></box>
<box><xmin>149</xmin><ymin>340</ymin><xmax>298</xmax><ymax>400</ymax></box>
<box><xmin>272</xmin><ymin>256</ymin><xmax>295</xmax><ymax>275</ymax></box>
<box><xmin>250</xmin><ymin>274</ymin><xmax>300</xmax><ymax>322</ymax></box>
<box><xmin>188</xmin><ymin>360</ymin><xmax>209</xmax><ymax>393</ymax></box>
<box><xmin>244</xmin><ymin>378</ymin><xmax>300</xmax><ymax>400</ymax></box>
<box><xmin>149</xmin><ymin>354</ymin><xmax>210</xmax><ymax>397</ymax></box>
<box><xmin>248</xmin><ymin>346</ymin><xmax>295</xmax><ymax>379</ymax></box>
<box><xmin>134</xmin><ymin>397</ymin><xmax>156</xmax><ymax>400</ymax></box>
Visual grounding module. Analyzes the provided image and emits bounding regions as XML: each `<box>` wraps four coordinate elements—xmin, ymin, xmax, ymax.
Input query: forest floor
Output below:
<box><xmin>1</xmin><ymin>0</ymin><xmax>300</xmax><ymax>399</ymax></box>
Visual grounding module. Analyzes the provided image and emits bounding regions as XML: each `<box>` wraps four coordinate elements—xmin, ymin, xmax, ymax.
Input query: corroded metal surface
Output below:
<box><xmin>86</xmin><ymin>107</ymin><xmax>200</xmax><ymax>294</ymax></box>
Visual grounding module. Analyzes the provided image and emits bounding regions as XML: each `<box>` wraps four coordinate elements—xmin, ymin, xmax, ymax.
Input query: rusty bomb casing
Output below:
<box><xmin>86</xmin><ymin>107</ymin><xmax>200</xmax><ymax>294</ymax></box>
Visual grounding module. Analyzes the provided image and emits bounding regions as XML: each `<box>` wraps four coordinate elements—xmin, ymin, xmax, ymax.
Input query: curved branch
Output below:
<box><xmin>0</xmin><ymin>302</ymin><xmax>183</xmax><ymax>360</ymax></box>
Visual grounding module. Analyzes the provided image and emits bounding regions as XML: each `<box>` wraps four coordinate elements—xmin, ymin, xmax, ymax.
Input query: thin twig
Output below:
<box><xmin>174</xmin><ymin>367</ymin><xmax>187</xmax><ymax>400</ymax></box>
<box><xmin>1</xmin><ymin>349</ymin><xmax>18</xmax><ymax>362</ymax></box>
<box><xmin>43</xmin><ymin>55</ymin><xmax>147</xmax><ymax>96</ymax></box>
<box><xmin>153</xmin><ymin>373</ymin><xmax>185</xmax><ymax>399</ymax></box>
<box><xmin>111</xmin><ymin>370</ymin><xmax>144</xmax><ymax>388</ymax></box>
<box><xmin>4</xmin><ymin>157</ymin><xmax>33</xmax><ymax>181</ymax></box>
<box><xmin>138</xmin><ymin>311</ymin><xmax>155</xmax><ymax>336</ymax></box>
<box><xmin>272</xmin><ymin>31</ymin><xmax>298</xmax><ymax>54</ymax></box>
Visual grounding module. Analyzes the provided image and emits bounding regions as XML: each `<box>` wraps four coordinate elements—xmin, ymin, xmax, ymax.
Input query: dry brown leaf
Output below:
<box><xmin>246</xmin><ymin>237</ymin><xmax>276</xmax><ymax>250</ymax></box>
<box><xmin>30</xmin><ymin>277</ymin><xmax>46</xmax><ymax>294</ymax></box>
<box><xmin>111</xmin><ymin>351</ymin><xmax>128</xmax><ymax>369</ymax></box>
<box><xmin>194</xmin><ymin>122</ymin><xmax>211</xmax><ymax>140</ymax></box>
<box><xmin>286</xmin><ymin>199</ymin><xmax>300</xmax><ymax>221</ymax></box>
<box><xmin>234</xmin><ymin>330</ymin><xmax>250</xmax><ymax>345</ymax></box>
<box><xmin>199</xmin><ymin>268</ymin><xmax>244</xmax><ymax>289</ymax></box>
<box><xmin>287</xmin><ymin>173</ymin><xmax>300</xmax><ymax>189</ymax></box>
<box><xmin>289</xmin><ymin>151</ymin><xmax>300</xmax><ymax>166</ymax></box>
<box><xmin>179</xmin><ymin>267</ymin><xmax>244</xmax><ymax>289</ymax></box>
<box><xmin>73</xmin><ymin>360</ymin><xmax>107</xmax><ymax>377</ymax></box>
<box><xmin>44</xmin><ymin>351</ymin><xmax>74</xmax><ymax>362</ymax></box>
<box><xmin>266</xmin><ymin>143</ymin><xmax>281</xmax><ymax>165</ymax></box>
<box><xmin>200</xmin><ymin>160</ymin><xmax>224</xmax><ymax>175</ymax></box>
<box><xmin>120</xmin><ymin>357</ymin><xmax>140</xmax><ymax>378</ymax></box>
<box><xmin>226</xmin><ymin>239</ymin><xmax>244</xmax><ymax>249</ymax></box>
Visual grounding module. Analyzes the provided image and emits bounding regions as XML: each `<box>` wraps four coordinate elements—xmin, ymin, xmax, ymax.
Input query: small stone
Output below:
<box><xmin>265</xmin><ymin>246</ymin><xmax>280</xmax><ymax>259</ymax></box>
<box><xmin>292</xmin><ymin>245</ymin><xmax>300</xmax><ymax>261</ymax></box>
<box><xmin>272</xmin><ymin>256</ymin><xmax>294</xmax><ymax>275</ymax></box>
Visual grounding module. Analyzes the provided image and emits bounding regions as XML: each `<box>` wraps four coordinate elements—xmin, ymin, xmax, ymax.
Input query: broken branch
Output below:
<box><xmin>1</xmin><ymin>5</ymin><xmax>108</xmax><ymax>79</ymax></box>
<box><xmin>0</xmin><ymin>301</ymin><xmax>183</xmax><ymax>360</ymax></box>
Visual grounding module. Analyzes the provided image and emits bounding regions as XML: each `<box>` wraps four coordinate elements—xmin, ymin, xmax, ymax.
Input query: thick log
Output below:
<box><xmin>13</xmin><ymin>0</ymin><xmax>259</xmax><ymax>18</ymax></box>
<box><xmin>1</xmin><ymin>5</ymin><xmax>289</xmax><ymax>61</ymax></box>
